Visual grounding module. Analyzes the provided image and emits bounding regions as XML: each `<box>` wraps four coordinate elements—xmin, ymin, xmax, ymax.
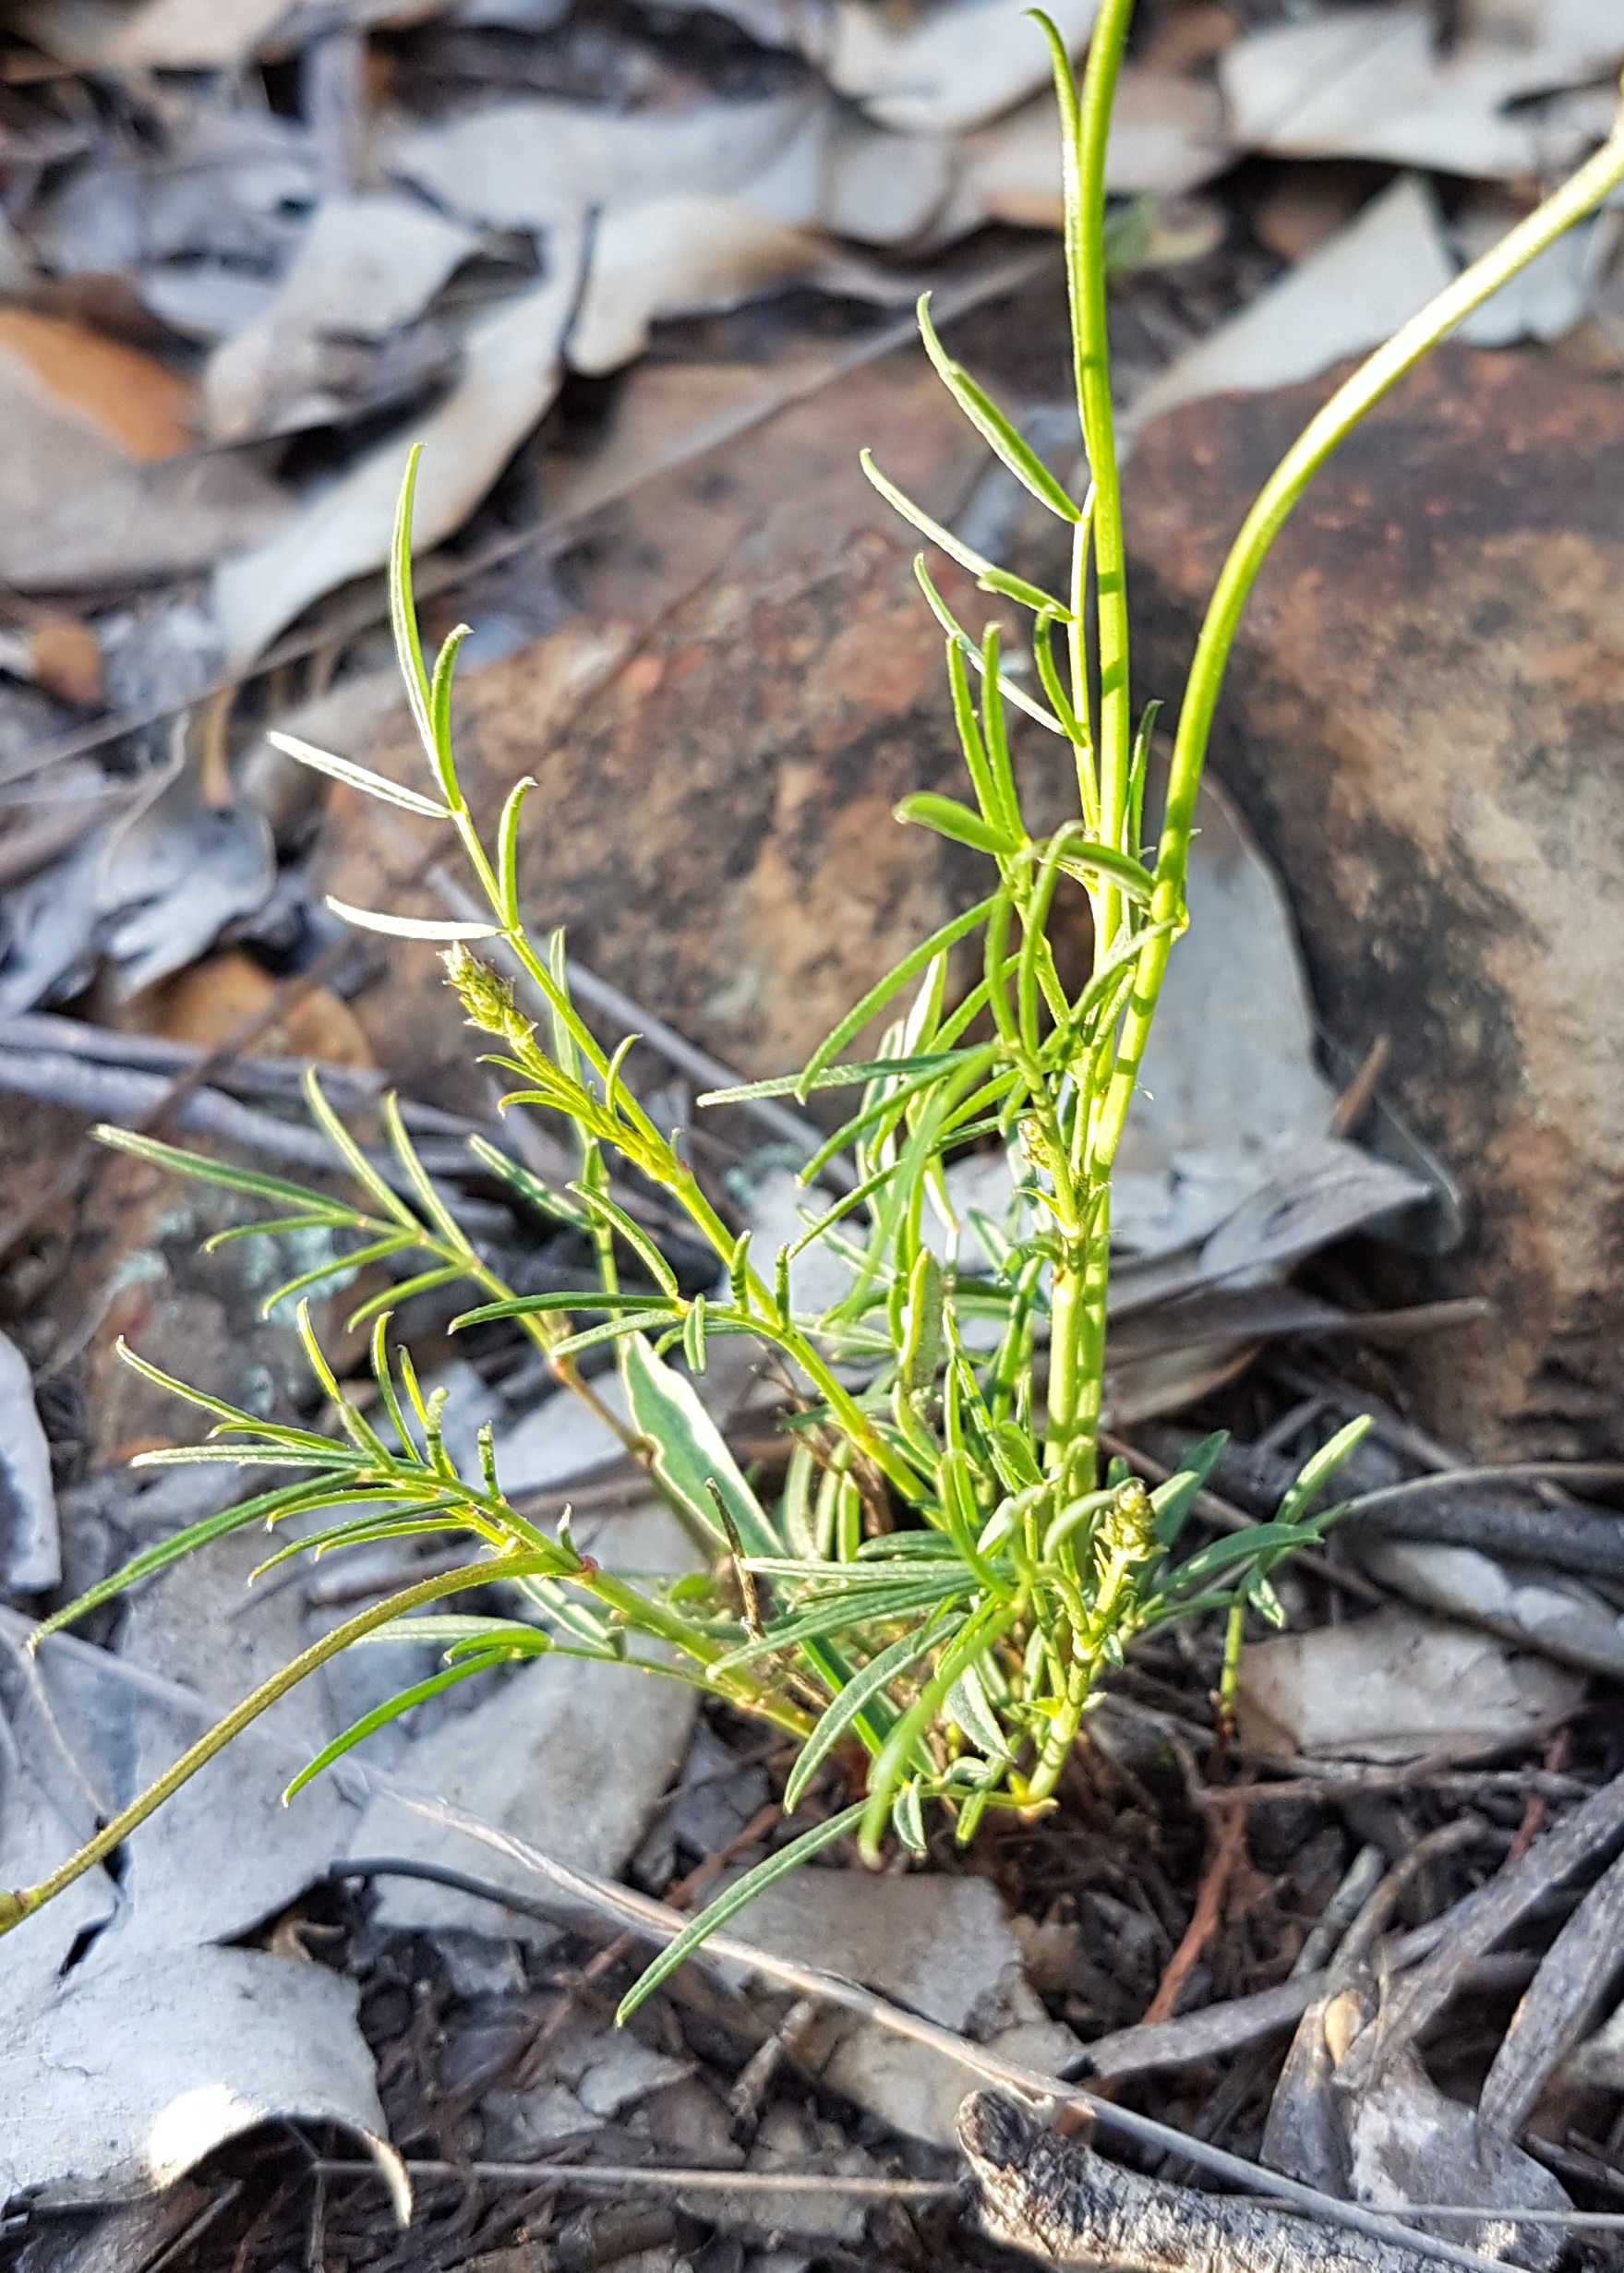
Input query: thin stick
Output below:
<box><xmin>386</xmin><ymin>1791</ymin><xmax>1515</xmax><ymax>2273</ymax></box>
<box><xmin>314</xmin><ymin>2160</ymin><xmax>958</xmax><ymax>2201</ymax></box>
<box><xmin>1140</xmin><ymin>1798</ymin><xmax>1246</xmax><ymax>2026</ymax></box>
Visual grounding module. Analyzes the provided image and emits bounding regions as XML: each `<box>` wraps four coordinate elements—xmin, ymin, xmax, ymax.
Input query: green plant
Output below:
<box><xmin>6</xmin><ymin>18</ymin><xmax>1622</xmax><ymax>2011</ymax></box>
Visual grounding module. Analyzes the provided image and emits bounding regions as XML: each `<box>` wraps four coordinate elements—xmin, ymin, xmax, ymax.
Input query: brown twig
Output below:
<box><xmin>1140</xmin><ymin>1798</ymin><xmax>1248</xmax><ymax>2026</ymax></box>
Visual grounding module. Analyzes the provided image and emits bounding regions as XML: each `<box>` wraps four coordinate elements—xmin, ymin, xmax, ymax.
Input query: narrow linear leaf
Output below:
<box><xmin>266</xmin><ymin>731</ymin><xmax>449</xmax><ymax>820</ymax></box>
<box><xmin>30</xmin><ymin>1481</ymin><xmax>346</xmax><ymax>1643</ymax></box>
<box><xmin>325</xmin><ymin>897</ymin><xmax>503</xmax><ymax>944</ymax></box>
<box><xmin>784</xmin><ymin>1619</ymin><xmax>957</xmax><ymax>1812</ymax></box>
<box><xmin>699</xmin><ymin>1049</ymin><xmax>980</xmax><ymax>1106</ymax></box>
<box><xmin>496</xmin><ymin>776</ymin><xmax>536</xmax><ymax>928</ymax></box>
<box><xmin>617</xmin><ymin>1801</ymin><xmax>868</xmax><ymax>2024</ymax></box>
<box><xmin>861</xmin><ymin>452</ymin><xmax>1067</xmax><ymax>618</ymax></box>
<box><xmin>1277</xmin><ymin>1415</ymin><xmax>1373</xmax><ymax>1527</ymax></box>
<box><xmin>913</xmin><ymin>559</ymin><xmax>1065</xmax><ymax>735</ymax></box>
<box><xmin>284</xmin><ymin>1649</ymin><xmax>517</xmax><ymax>1802</ymax></box>
<box><xmin>427</xmin><ymin>622</ymin><xmax>472</xmax><ymax>790</ymax></box>
<box><xmin>91</xmin><ymin>1128</ymin><xmax>353</xmax><ymax>1221</ymax></box>
<box><xmin>896</xmin><ymin>793</ymin><xmax>1019</xmax><ymax>859</ymax></box>
<box><xmin>917</xmin><ymin>295</ymin><xmax>1081</xmax><ymax>523</ymax></box>
<box><xmin>390</xmin><ymin>441</ymin><xmax>442</xmax><ymax>796</ymax></box>
<box><xmin>797</xmin><ymin>896</ymin><xmax>997</xmax><ymax>1094</ymax></box>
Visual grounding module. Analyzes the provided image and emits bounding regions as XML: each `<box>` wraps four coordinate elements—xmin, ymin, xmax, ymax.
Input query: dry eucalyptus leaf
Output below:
<box><xmin>94</xmin><ymin>738</ymin><xmax>275</xmax><ymax>1000</ymax></box>
<box><xmin>1236</xmin><ymin>1603</ymin><xmax>1582</xmax><ymax>1762</ymax></box>
<box><xmin>214</xmin><ymin>239</ymin><xmax>582</xmax><ymax>665</ymax></box>
<box><xmin>1359</xmin><ymin>1537</ymin><xmax>1624</xmax><ymax>1682</ymax></box>
<box><xmin>0</xmin><ymin>310</ymin><xmax>286</xmax><ymax>590</ymax></box>
<box><xmin>568</xmin><ymin>195</ymin><xmax>899</xmax><ymax>376</ymax></box>
<box><xmin>1220</xmin><ymin>1</ymin><xmax>1624</xmax><ymax>181</ymax></box>
<box><xmin>30</xmin><ymin>111</ymin><xmax>314</xmax><ymax>279</ymax></box>
<box><xmin>0</xmin><ymin>1944</ymin><xmax>402</xmax><ymax>2211</ymax></box>
<box><xmin>0</xmin><ymin>1329</ymin><xmax>59</xmax><ymax>1594</ymax></box>
<box><xmin>824</xmin><ymin>0</ymin><xmax>1099</xmax><ymax>136</ymax></box>
<box><xmin>1125</xmin><ymin>175</ymin><xmax>1455</xmax><ymax>433</ymax></box>
<box><xmin>386</xmin><ymin>91</ymin><xmax>812</xmax><ymax>233</ymax></box>
<box><xmin>203</xmin><ymin>194</ymin><xmax>480</xmax><ymax>443</ymax></box>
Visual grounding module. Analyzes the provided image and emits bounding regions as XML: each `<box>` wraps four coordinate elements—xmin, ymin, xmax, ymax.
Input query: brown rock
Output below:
<box><xmin>1125</xmin><ymin>344</ymin><xmax>1624</xmax><ymax>1458</ymax></box>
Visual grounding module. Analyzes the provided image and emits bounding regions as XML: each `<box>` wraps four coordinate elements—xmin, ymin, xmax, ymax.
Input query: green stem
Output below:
<box><xmin>0</xmin><ymin>1552</ymin><xmax>568</xmax><ymax>1937</ymax></box>
<box><xmin>1095</xmin><ymin>105</ymin><xmax>1624</xmax><ymax>1169</ymax></box>
<box><xmin>1073</xmin><ymin>0</ymin><xmax>1136</xmax><ymax>924</ymax></box>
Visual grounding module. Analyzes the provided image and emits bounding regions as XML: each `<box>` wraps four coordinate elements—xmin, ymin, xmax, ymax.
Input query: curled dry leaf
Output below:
<box><xmin>214</xmin><ymin>241</ymin><xmax>583</xmax><ymax>665</ymax></box>
<box><xmin>1220</xmin><ymin>2</ymin><xmax>1624</xmax><ymax>182</ymax></box>
<box><xmin>0</xmin><ymin>308</ymin><xmax>288</xmax><ymax>591</ymax></box>
<box><xmin>386</xmin><ymin>91</ymin><xmax>812</xmax><ymax>233</ymax></box>
<box><xmin>1235</xmin><ymin>1603</ymin><xmax>1582</xmax><ymax>1762</ymax></box>
<box><xmin>203</xmin><ymin>194</ymin><xmax>481</xmax><ymax>443</ymax></box>
<box><xmin>569</xmin><ymin>195</ymin><xmax>901</xmax><ymax>376</ymax></box>
<box><xmin>1125</xmin><ymin>175</ymin><xmax>1455</xmax><ymax>432</ymax></box>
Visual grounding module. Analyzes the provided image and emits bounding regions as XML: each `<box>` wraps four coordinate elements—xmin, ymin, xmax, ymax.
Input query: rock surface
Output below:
<box><xmin>1126</xmin><ymin>344</ymin><xmax>1624</xmax><ymax>1458</ymax></box>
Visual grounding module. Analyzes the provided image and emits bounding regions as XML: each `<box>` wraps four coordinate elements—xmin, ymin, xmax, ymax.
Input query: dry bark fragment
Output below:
<box><xmin>959</xmin><ymin>2092</ymin><xmax>1450</xmax><ymax>2273</ymax></box>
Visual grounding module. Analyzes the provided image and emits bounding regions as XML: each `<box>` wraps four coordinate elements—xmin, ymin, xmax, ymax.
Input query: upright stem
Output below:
<box><xmin>1073</xmin><ymin>0</ymin><xmax>1135</xmax><ymax>920</ymax></box>
<box><xmin>1093</xmin><ymin>103</ymin><xmax>1624</xmax><ymax>1176</ymax></box>
<box><xmin>1045</xmin><ymin>0</ymin><xmax>1137</xmax><ymax>1493</ymax></box>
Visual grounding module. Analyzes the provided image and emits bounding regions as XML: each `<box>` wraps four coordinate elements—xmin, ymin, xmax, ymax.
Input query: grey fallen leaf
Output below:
<box><xmin>1454</xmin><ymin>200</ymin><xmax>1595</xmax><ymax>345</ymax></box>
<box><xmin>568</xmin><ymin>194</ymin><xmax>902</xmax><ymax>377</ymax></box>
<box><xmin>203</xmin><ymin>193</ymin><xmax>481</xmax><ymax>443</ymax></box>
<box><xmin>825</xmin><ymin>0</ymin><xmax>1099</xmax><ymax>136</ymax></box>
<box><xmin>1236</xmin><ymin>1602</ymin><xmax>1583</xmax><ymax>1763</ymax></box>
<box><xmin>136</xmin><ymin>261</ymin><xmax>278</xmax><ymax>343</ymax></box>
<box><xmin>20</xmin><ymin>0</ymin><xmax>295</xmax><ymax>70</ymax></box>
<box><xmin>0</xmin><ymin>830</ymin><xmax>106</xmax><ymax>1016</ymax></box>
<box><xmin>386</xmin><ymin>92</ymin><xmax>812</xmax><ymax>234</ymax></box>
<box><xmin>716</xmin><ymin>1869</ymin><xmax>1083</xmax><ymax>2148</ymax></box>
<box><xmin>490</xmin><ymin>1371</ymin><xmax>634</xmax><ymax>1496</ymax></box>
<box><xmin>482</xmin><ymin>2081</ymin><xmax>604</xmax><ymax>2159</ymax></box>
<box><xmin>0</xmin><ymin>1327</ymin><xmax>60</xmax><ymax>1593</ymax></box>
<box><xmin>946</xmin><ymin>66</ymin><xmax>1233</xmax><ymax>238</ymax></box>
<box><xmin>1219</xmin><ymin>2</ymin><xmax>1623</xmax><ymax>182</ymax></box>
<box><xmin>0</xmin><ymin>1942</ymin><xmax>401</xmax><ymax>2211</ymax></box>
<box><xmin>0</xmin><ymin>1697</ymin><xmax>115</xmax><ymax>2009</ymax></box>
<box><xmin>94</xmin><ymin>734</ymin><xmax>275</xmax><ymax>999</ymax></box>
<box><xmin>349</xmin><ymin>1500</ymin><xmax>703</xmax><ymax>1941</ymax></box>
<box><xmin>30</xmin><ymin>110</ymin><xmax>315</xmax><ymax>279</ymax></box>
<box><xmin>1345</xmin><ymin>2048</ymin><xmax>1569</xmax><ymax>2273</ymax></box>
<box><xmin>214</xmin><ymin>235</ymin><xmax>583</xmax><ymax>667</ymax></box>
<box><xmin>1359</xmin><ymin>1537</ymin><xmax>1624</xmax><ymax>1681</ymax></box>
<box><xmin>1113</xmin><ymin>774</ymin><xmax>1336</xmax><ymax>1257</ymax></box>
<box><xmin>0</xmin><ymin>319</ymin><xmax>290</xmax><ymax>592</ymax></box>
<box><xmin>1126</xmin><ymin>175</ymin><xmax>1456</xmax><ymax>434</ymax></box>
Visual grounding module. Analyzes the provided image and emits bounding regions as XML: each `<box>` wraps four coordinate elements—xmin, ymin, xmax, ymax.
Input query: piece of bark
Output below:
<box><xmin>1479</xmin><ymin>1839</ymin><xmax>1624</xmax><ymax>2137</ymax></box>
<box><xmin>1341</xmin><ymin>1768</ymin><xmax>1624</xmax><ymax>2091</ymax></box>
<box><xmin>958</xmin><ymin>2092</ymin><xmax>1446</xmax><ymax>2273</ymax></box>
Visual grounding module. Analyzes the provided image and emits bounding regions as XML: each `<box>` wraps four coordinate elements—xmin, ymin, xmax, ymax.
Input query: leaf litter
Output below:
<box><xmin>2</xmin><ymin>0</ymin><xmax>1624</xmax><ymax>2267</ymax></box>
